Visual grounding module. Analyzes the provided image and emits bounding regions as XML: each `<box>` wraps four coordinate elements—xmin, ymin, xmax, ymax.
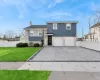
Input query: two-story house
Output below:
<box><xmin>21</xmin><ymin>21</ymin><xmax>78</xmax><ymax>46</ymax></box>
<box><xmin>84</xmin><ymin>22</ymin><xmax>100</xmax><ymax>42</ymax></box>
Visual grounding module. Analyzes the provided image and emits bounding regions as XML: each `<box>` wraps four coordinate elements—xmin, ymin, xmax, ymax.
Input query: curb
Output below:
<box><xmin>27</xmin><ymin>47</ymin><xmax>44</xmax><ymax>61</ymax></box>
<box><xmin>27</xmin><ymin>60</ymin><xmax>100</xmax><ymax>62</ymax></box>
<box><xmin>80</xmin><ymin>46</ymin><xmax>100</xmax><ymax>53</ymax></box>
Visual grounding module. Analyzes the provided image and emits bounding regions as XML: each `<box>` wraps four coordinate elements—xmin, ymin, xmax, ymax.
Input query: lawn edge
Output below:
<box><xmin>27</xmin><ymin>47</ymin><xmax>44</xmax><ymax>61</ymax></box>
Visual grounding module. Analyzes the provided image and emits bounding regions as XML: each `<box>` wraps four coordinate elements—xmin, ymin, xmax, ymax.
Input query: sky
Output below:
<box><xmin>0</xmin><ymin>0</ymin><xmax>100</xmax><ymax>37</ymax></box>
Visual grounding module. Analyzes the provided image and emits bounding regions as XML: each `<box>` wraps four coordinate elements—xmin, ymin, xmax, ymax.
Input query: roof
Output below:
<box><xmin>91</xmin><ymin>22</ymin><xmax>100</xmax><ymax>28</ymax></box>
<box><xmin>46</xmin><ymin>21</ymin><xmax>78</xmax><ymax>24</ymax></box>
<box><xmin>24</xmin><ymin>25</ymin><xmax>47</xmax><ymax>29</ymax></box>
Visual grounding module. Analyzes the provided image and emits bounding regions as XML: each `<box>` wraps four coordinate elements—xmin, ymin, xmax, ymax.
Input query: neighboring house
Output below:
<box><xmin>14</xmin><ymin>36</ymin><xmax>20</xmax><ymax>41</ymax></box>
<box><xmin>0</xmin><ymin>38</ymin><xmax>8</xmax><ymax>42</ymax></box>
<box><xmin>21</xmin><ymin>21</ymin><xmax>78</xmax><ymax>46</ymax></box>
<box><xmin>20</xmin><ymin>23</ymin><xmax>47</xmax><ymax>44</ymax></box>
<box><xmin>84</xmin><ymin>22</ymin><xmax>100</xmax><ymax>42</ymax></box>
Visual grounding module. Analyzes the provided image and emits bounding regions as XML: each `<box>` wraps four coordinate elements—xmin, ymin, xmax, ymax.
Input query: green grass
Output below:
<box><xmin>0</xmin><ymin>47</ymin><xmax>39</xmax><ymax>61</ymax></box>
<box><xmin>0</xmin><ymin>70</ymin><xmax>51</xmax><ymax>80</ymax></box>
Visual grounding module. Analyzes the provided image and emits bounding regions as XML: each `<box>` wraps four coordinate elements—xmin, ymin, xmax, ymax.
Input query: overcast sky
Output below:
<box><xmin>0</xmin><ymin>0</ymin><xmax>100</xmax><ymax>37</ymax></box>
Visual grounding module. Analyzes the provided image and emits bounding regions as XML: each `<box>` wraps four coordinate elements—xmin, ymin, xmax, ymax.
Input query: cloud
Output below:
<box><xmin>38</xmin><ymin>11</ymin><xmax>72</xmax><ymax>19</ymax></box>
<box><xmin>2</xmin><ymin>0</ymin><xmax>50</xmax><ymax>19</ymax></box>
<box><xmin>18</xmin><ymin>14</ymin><xmax>24</xmax><ymax>19</ymax></box>
<box><xmin>91</xmin><ymin>2</ymin><xmax>100</xmax><ymax>11</ymax></box>
<box><xmin>48</xmin><ymin>0</ymin><xmax>64</xmax><ymax>8</ymax></box>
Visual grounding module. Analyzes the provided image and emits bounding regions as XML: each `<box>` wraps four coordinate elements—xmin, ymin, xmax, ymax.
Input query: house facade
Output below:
<box><xmin>84</xmin><ymin>22</ymin><xmax>100</xmax><ymax>42</ymax></box>
<box><xmin>21</xmin><ymin>21</ymin><xmax>78</xmax><ymax>46</ymax></box>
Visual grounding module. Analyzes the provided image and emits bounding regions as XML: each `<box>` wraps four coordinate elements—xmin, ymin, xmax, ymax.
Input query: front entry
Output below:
<box><xmin>48</xmin><ymin>36</ymin><xmax>52</xmax><ymax>45</ymax></box>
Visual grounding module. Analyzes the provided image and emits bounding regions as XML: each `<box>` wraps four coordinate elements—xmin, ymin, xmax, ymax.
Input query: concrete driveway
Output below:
<box><xmin>30</xmin><ymin>47</ymin><xmax>100</xmax><ymax>62</ymax></box>
<box><xmin>49</xmin><ymin>71</ymin><xmax>100</xmax><ymax>80</ymax></box>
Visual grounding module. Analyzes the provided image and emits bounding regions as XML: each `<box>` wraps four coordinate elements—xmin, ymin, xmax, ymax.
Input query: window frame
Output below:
<box><xmin>66</xmin><ymin>23</ymin><xmax>71</xmax><ymax>30</ymax></box>
<box><xmin>30</xmin><ymin>30</ymin><xmax>34</xmax><ymax>36</ymax></box>
<box><xmin>53</xmin><ymin>23</ymin><xmax>57</xmax><ymax>30</ymax></box>
<box><xmin>33</xmin><ymin>30</ymin><xmax>39</xmax><ymax>36</ymax></box>
<box><xmin>30</xmin><ymin>30</ymin><xmax>43</xmax><ymax>36</ymax></box>
<box><xmin>39</xmin><ymin>30</ymin><xmax>43</xmax><ymax>36</ymax></box>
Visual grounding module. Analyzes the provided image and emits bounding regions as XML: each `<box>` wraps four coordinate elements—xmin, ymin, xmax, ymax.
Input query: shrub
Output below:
<box><xmin>33</xmin><ymin>43</ymin><xmax>40</xmax><ymax>47</ymax></box>
<box><xmin>28</xmin><ymin>42</ymin><xmax>34</xmax><ymax>47</ymax></box>
<box><xmin>16</xmin><ymin>43</ymin><xmax>28</xmax><ymax>47</ymax></box>
<box><xmin>41</xmin><ymin>40</ymin><xmax>44</xmax><ymax>47</ymax></box>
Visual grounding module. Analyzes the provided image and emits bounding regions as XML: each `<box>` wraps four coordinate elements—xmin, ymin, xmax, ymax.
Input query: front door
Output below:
<box><xmin>48</xmin><ymin>36</ymin><xmax>52</xmax><ymax>45</ymax></box>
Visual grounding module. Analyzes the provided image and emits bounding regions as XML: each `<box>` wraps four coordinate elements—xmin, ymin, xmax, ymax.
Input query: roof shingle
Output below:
<box><xmin>24</xmin><ymin>25</ymin><xmax>47</xmax><ymax>29</ymax></box>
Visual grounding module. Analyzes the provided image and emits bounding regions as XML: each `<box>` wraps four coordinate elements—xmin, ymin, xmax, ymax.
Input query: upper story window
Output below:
<box><xmin>39</xmin><ymin>30</ymin><xmax>43</xmax><ymax>36</ymax></box>
<box><xmin>30</xmin><ymin>30</ymin><xmax>34</xmax><ymax>36</ymax></box>
<box><xmin>33</xmin><ymin>30</ymin><xmax>39</xmax><ymax>36</ymax></box>
<box><xmin>66</xmin><ymin>23</ymin><xmax>71</xmax><ymax>30</ymax></box>
<box><xmin>53</xmin><ymin>23</ymin><xmax>57</xmax><ymax>30</ymax></box>
<box><xmin>30</xmin><ymin>30</ymin><xmax>43</xmax><ymax>36</ymax></box>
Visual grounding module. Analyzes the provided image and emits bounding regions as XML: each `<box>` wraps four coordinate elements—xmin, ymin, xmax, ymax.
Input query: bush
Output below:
<box><xmin>41</xmin><ymin>40</ymin><xmax>44</xmax><ymax>47</ymax></box>
<box><xmin>16</xmin><ymin>43</ymin><xmax>28</xmax><ymax>47</ymax></box>
<box><xmin>33</xmin><ymin>43</ymin><xmax>40</xmax><ymax>47</ymax></box>
<box><xmin>28</xmin><ymin>42</ymin><xmax>34</xmax><ymax>47</ymax></box>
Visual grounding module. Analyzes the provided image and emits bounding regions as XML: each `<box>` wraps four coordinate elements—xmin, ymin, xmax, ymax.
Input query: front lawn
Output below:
<box><xmin>0</xmin><ymin>47</ymin><xmax>39</xmax><ymax>61</ymax></box>
<box><xmin>0</xmin><ymin>70</ymin><xmax>51</xmax><ymax>80</ymax></box>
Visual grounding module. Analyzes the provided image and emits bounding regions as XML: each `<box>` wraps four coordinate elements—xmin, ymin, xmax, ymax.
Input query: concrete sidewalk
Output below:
<box><xmin>0</xmin><ymin>62</ymin><xmax>100</xmax><ymax>72</ymax></box>
<box><xmin>0</xmin><ymin>62</ymin><xmax>25</xmax><ymax>70</ymax></box>
<box><xmin>19</xmin><ymin>62</ymin><xmax>100</xmax><ymax>72</ymax></box>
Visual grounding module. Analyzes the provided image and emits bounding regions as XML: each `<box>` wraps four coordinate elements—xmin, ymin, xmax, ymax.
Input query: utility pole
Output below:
<box><xmin>82</xmin><ymin>28</ymin><xmax>84</xmax><ymax>41</ymax></box>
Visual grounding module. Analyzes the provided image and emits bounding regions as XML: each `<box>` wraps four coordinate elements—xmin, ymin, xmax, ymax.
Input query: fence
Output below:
<box><xmin>0</xmin><ymin>41</ymin><xmax>20</xmax><ymax>47</ymax></box>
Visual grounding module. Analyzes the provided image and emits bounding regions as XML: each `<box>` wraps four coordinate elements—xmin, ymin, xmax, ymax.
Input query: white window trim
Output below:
<box><xmin>39</xmin><ymin>30</ymin><xmax>43</xmax><ymax>36</ymax></box>
<box><xmin>30</xmin><ymin>30</ymin><xmax>34</xmax><ymax>36</ymax></box>
<box><xmin>53</xmin><ymin>23</ymin><xmax>57</xmax><ymax>30</ymax></box>
<box><xmin>66</xmin><ymin>23</ymin><xmax>71</xmax><ymax>30</ymax></box>
<box><xmin>33</xmin><ymin>30</ymin><xmax>39</xmax><ymax>36</ymax></box>
<box><xmin>30</xmin><ymin>30</ymin><xmax>43</xmax><ymax>37</ymax></box>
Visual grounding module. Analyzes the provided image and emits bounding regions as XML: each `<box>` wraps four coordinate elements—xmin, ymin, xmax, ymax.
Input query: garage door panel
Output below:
<box><xmin>53</xmin><ymin>37</ymin><xmax>63</xmax><ymax>46</ymax></box>
<box><xmin>52</xmin><ymin>37</ymin><xmax>76</xmax><ymax>46</ymax></box>
<box><xmin>65</xmin><ymin>37</ymin><xmax>76</xmax><ymax>46</ymax></box>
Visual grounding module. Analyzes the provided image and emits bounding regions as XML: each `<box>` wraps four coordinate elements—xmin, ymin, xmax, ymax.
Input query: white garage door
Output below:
<box><xmin>52</xmin><ymin>37</ymin><xmax>64</xmax><ymax>46</ymax></box>
<box><xmin>52</xmin><ymin>37</ymin><xmax>76</xmax><ymax>46</ymax></box>
<box><xmin>65</xmin><ymin>37</ymin><xmax>76</xmax><ymax>46</ymax></box>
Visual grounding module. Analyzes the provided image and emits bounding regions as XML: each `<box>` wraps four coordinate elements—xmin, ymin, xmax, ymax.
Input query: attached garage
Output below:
<box><xmin>52</xmin><ymin>37</ymin><xmax>76</xmax><ymax>46</ymax></box>
<box><xmin>52</xmin><ymin>37</ymin><xmax>64</xmax><ymax>46</ymax></box>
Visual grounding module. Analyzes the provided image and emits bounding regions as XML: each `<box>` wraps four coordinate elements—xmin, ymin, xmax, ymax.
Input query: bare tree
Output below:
<box><xmin>3</xmin><ymin>35</ymin><xmax>7</xmax><ymax>40</ymax></box>
<box><xmin>88</xmin><ymin>16</ymin><xmax>93</xmax><ymax>41</ymax></box>
<box><xmin>5</xmin><ymin>30</ymin><xmax>14</xmax><ymax>41</ymax></box>
<box><xmin>87</xmin><ymin>10</ymin><xmax>100</xmax><ymax>41</ymax></box>
<box><xmin>93</xmin><ymin>10</ymin><xmax>100</xmax><ymax>23</ymax></box>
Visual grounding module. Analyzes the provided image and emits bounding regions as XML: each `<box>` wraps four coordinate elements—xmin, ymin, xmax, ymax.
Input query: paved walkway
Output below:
<box><xmin>0</xmin><ymin>62</ymin><xmax>25</xmax><ymax>70</ymax></box>
<box><xmin>0</xmin><ymin>62</ymin><xmax>100</xmax><ymax>72</ymax></box>
<box><xmin>49</xmin><ymin>71</ymin><xmax>100</xmax><ymax>80</ymax></box>
<box><xmin>19</xmin><ymin>62</ymin><xmax>100</xmax><ymax>72</ymax></box>
<box><xmin>30</xmin><ymin>47</ymin><xmax>100</xmax><ymax>61</ymax></box>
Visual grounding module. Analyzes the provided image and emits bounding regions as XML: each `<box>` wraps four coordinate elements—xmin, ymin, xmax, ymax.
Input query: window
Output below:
<box><xmin>66</xmin><ymin>23</ymin><xmax>71</xmax><ymax>30</ymax></box>
<box><xmin>30</xmin><ymin>30</ymin><xmax>43</xmax><ymax>36</ymax></box>
<box><xmin>33</xmin><ymin>30</ymin><xmax>39</xmax><ymax>36</ymax></box>
<box><xmin>53</xmin><ymin>23</ymin><xmax>57</xmax><ymax>30</ymax></box>
<box><xmin>30</xmin><ymin>30</ymin><xmax>34</xmax><ymax>36</ymax></box>
<box><xmin>39</xmin><ymin>30</ymin><xmax>43</xmax><ymax>36</ymax></box>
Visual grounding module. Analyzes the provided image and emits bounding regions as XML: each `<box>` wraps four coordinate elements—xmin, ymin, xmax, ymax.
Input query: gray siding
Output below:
<box><xmin>29</xmin><ymin>36</ymin><xmax>43</xmax><ymax>41</ymax></box>
<box><xmin>47</xmin><ymin>23</ymin><xmax>76</xmax><ymax>36</ymax></box>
